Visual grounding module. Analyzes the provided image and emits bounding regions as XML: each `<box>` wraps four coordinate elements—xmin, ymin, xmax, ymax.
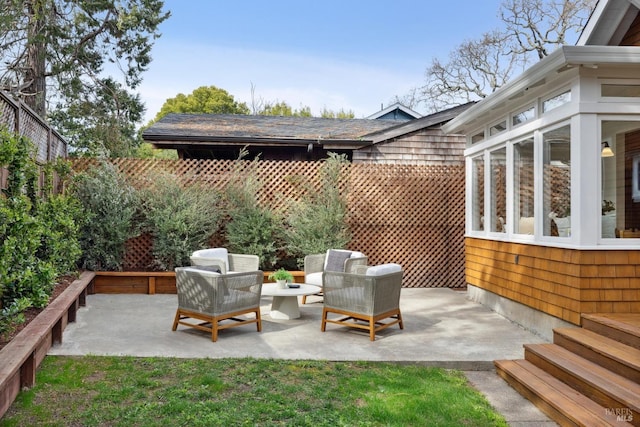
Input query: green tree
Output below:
<box><xmin>0</xmin><ymin>0</ymin><xmax>170</xmax><ymax>153</ymax></box>
<box><xmin>320</xmin><ymin>107</ymin><xmax>355</xmax><ymax>119</ymax></box>
<box><xmin>152</xmin><ymin>85</ymin><xmax>250</xmax><ymax>123</ymax></box>
<box><xmin>259</xmin><ymin>101</ymin><xmax>312</xmax><ymax>117</ymax></box>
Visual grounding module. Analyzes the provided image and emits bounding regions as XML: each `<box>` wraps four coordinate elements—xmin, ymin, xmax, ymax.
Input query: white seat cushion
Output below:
<box><xmin>365</xmin><ymin>263</ymin><xmax>402</xmax><ymax>276</ymax></box>
<box><xmin>305</xmin><ymin>272</ymin><xmax>323</xmax><ymax>286</ymax></box>
<box><xmin>191</xmin><ymin>248</ymin><xmax>229</xmax><ymax>271</ymax></box>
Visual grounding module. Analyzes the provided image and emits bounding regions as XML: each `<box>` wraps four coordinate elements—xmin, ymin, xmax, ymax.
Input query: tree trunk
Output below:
<box><xmin>24</xmin><ymin>0</ymin><xmax>47</xmax><ymax>117</ymax></box>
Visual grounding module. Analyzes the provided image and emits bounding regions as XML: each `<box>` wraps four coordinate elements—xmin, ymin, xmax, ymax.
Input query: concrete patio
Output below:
<box><xmin>49</xmin><ymin>287</ymin><xmax>559</xmax><ymax>426</ymax></box>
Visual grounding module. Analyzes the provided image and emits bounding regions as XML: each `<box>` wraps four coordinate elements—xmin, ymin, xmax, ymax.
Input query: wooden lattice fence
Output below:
<box><xmin>72</xmin><ymin>159</ymin><xmax>465</xmax><ymax>288</ymax></box>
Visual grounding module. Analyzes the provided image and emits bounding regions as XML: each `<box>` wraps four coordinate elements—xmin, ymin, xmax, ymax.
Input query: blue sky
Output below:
<box><xmin>138</xmin><ymin>0</ymin><xmax>507</xmax><ymax>122</ymax></box>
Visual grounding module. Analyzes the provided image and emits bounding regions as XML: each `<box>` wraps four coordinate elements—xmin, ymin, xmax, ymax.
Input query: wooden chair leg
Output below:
<box><xmin>302</xmin><ymin>295</ymin><xmax>307</xmax><ymax>304</ymax></box>
<box><xmin>398</xmin><ymin>312</ymin><xmax>404</xmax><ymax>329</ymax></box>
<box><xmin>321</xmin><ymin>307</ymin><xmax>328</xmax><ymax>332</ymax></box>
<box><xmin>256</xmin><ymin>308</ymin><xmax>262</xmax><ymax>332</ymax></box>
<box><xmin>212</xmin><ymin>320</ymin><xmax>219</xmax><ymax>342</ymax></box>
<box><xmin>172</xmin><ymin>310</ymin><xmax>181</xmax><ymax>331</ymax></box>
<box><xmin>369</xmin><ymin>316</ymin><xmax>376</xmax><ymax>341</ymax></box>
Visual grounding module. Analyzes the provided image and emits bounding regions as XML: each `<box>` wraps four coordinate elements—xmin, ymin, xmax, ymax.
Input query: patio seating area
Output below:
<box><xmin>47</xmin><ymin>287</ymin><xmax>557</xmax><ymax>425</ymax></box>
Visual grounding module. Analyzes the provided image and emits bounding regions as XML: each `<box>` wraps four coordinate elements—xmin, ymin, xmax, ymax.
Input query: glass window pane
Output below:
<box><xmin>490</xmin><ymin>148</ymin><xmax>507</xmax><ymax>233</ymax></box>
<box><xmin>471</xmin><ymin>156</ymin><xmax>485</xmax><ymax>231</ymax></box>
<box><xmin>542</xmin><ymin>90</ymin><xmax>571</xmax><ymax>113</ymax></box>
<box><xmin>490</xmin><ymin>121</ymin><xmax>507</xmax><ymax>136</ymax></box>
<box><xmin>514</xmin><ymin>137</ymin><xmax>535</xmax><ymax>235</ymax></box>
<box><xmin>471</xmin><ymin>131</ymin><xmax>484</xmax><ymax>144</ymax></box>
<box><xmin>601</xmin><ymin>84</ymin><xmax>640</xmax><ymax>98</ymax></box>
<box><xmin>513</xmin><ymin>106</ymin><xmax>534</xmax><ymax>126</ymax></box>
<box><xmin>544</xmin><ymin>125</ymin><xmax>571</xmax><ymax>237</ymax></box>
<box><xmin>601</xmin><ymin>121</ymin><xmax>640</xmax><ymax>238</ymax></box>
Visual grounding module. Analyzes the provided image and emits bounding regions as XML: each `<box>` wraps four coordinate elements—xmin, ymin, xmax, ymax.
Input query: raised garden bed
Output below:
<box><xmin>0</xmin><ymin>271</ymin><xmax>95</xmax><ymax>418</ymax></box>
<box><xmin>93</xmin><ymin>270</ymin><xmax>305</xmax><ymax>294</ymax></box>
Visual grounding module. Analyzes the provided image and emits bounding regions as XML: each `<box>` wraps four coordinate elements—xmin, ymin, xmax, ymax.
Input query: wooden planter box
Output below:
<box><xmin>93</xmin><ymin>270</ymin><xmax>306</xmax><ymax>294</ymax></box>
<box><xmin>0</xmin><ymin>271</ymin><xmax>95</xmax><ymax>419</ymax></box>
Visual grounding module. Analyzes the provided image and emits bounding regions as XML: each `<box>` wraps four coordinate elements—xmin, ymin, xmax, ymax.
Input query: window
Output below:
<box><xmin>490</xmin><ymin>120</ymin><xmax>507</xmax><ymax>136</ymax></box>
<box><xmin>542</xmin><ymin>90</ymin><xmax>571</xmax><ymax>113</ymax></box>
<box><xmin>543</xmin><ymin>125</ymin><xmax>571</xmax><ymax>237</ymax></box>
<box><xmin>601</xmin><ymin>84</ymin><xmax>640</xmax><ymax>98</ymax></box>
<box><xmin>471</xmin><ymin>131</ymin><xmax>485</xmax><ymax>144</ymax></box>
<box><xmin>512</xmin><ymin>106</ymin><xmax>535</xmax><ymax>127</ymax></box>
<box><xmin>471</xmin><ymin>156</ymin><xmax>485</xmax><ymax>231</ymax></box>
<box><xmin>490</xmin><ymin>148</ymin><xmax>507</xmax><ymax>232</ymax></box>
<box><xmin>600</xmin><ymin>121</ymin><xmax>640</xmax><ymax>238</ymax></box>
<box><xmin>514</xmin><ymin>137</ymin><xmax>535</xmax><ymax>235</ymax></box>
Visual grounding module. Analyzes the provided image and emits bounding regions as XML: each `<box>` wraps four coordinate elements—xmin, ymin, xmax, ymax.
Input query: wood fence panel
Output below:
<box><xmin>72</xmin><ymin>159</ymin><xmax>465</xmax><ymax>288</ymax></box>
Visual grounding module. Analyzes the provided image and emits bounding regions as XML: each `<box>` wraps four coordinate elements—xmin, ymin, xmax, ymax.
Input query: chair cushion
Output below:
<box><xmin>179</xmin><ymin>266</ymin><xmax>221</xmax><ymax>277</ymax></box>
<box><xmin>365</xmin><ymin>263</ymin><xmax>402</xmax><ymax>276</ymax></box>
<box><xmin>191</xmin><ymin>248</ymin><xmax>229</xmax><ymax>271</ymax></box>
<box><xmin>350</xmin><ymin>251</ymin><xmax>365</xmax><ymax>258</ymax></box>
<box><xmin>305</xmin><ymin>271</ymin><xmax>323</xmax><ymax>286</ymax></box>
<box><xmin>325</xmin><ymin>249</ymin><xmax>352</xmax><ymax>272</ymax></box>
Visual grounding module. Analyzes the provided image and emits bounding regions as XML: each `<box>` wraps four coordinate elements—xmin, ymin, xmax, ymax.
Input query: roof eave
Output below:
<box><xmin>443</xmin><ymin>45</ymin><xmax>640</xmax><ymax>134</ymax></box>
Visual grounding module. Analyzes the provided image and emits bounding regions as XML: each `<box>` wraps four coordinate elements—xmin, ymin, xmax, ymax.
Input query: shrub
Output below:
<box><xmin>285</xmin><ymin>152</ymin><xmax>351</xmax><ymax>266</ymax></box>
<box><xmin>139</xmin><ymin>172</ymin><xmax>222</xmax><ymax>270</ymax></box>
<box><xmin>72</xmin><ymin>161</ymin><xmax>138</xmax><ymax>271</ymax></box>
<box><xmin>0</xmin><ymin>130</ymin><xmax>74</xmax><ymax>312</ymax></box>
<box><xmin>224</xmin><ymin>156</ymin><xmax>282</xmax><ymax>270</ymax></box>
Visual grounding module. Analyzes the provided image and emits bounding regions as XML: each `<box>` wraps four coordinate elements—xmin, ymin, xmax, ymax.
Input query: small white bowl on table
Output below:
<box><xmin>261</xmin><ymin>283</ymin><xmax>321</xmax><ymax>320</ymax></box>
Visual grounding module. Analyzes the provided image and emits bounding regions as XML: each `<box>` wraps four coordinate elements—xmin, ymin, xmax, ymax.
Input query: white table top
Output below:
<box><xmin>261</xmin><ymin>283</ymin><xmax>320</xmax><ymax>297</ymax></box>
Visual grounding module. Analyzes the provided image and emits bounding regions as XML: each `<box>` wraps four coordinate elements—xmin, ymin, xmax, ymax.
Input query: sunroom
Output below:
<box><xmin>443</xmin><ymin>45</ymin><xmax>640</xmax><ymax>337</ymax></box>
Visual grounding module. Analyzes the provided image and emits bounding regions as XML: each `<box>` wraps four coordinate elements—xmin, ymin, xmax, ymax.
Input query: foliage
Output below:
<box><xmin>224</xmin><ymin>152</ymin><xmax>282</xmax><ymax>270</ymax></box>
<box><xmin>419</xmin><ymin>0</ymin><xmax>596</xmax><ymax>112</ymax></box>
<box><xmin>50</xmin><ymin>78</ymin><xmax>146</xmax><ymax>157</ymax></box>
<box><xmin>72</xmin><ymin>161</ymin><xmax>139</xmax><ymax>271</ymax></box>
<box><xmin>320</xmin><ymin>107</ymin><xmax>355</xmax><ymax>119</ymax></box>
<box><xmin>0</xmin><ymin>297</ymin><xmax>31</xmax><ymax>340</ymax></box>
<box><xmin>258</xmin><ymin>100</ymin><xmax>312</xmax><ymax>117</ymax></box>
<box><xmin>5</xmin><ymin>357</ymin><xmax>508</xmax><ymax>426</ymax></box>
<box><xmin>0</xmin><ymin>0</ymin><xmax>169</xmax><ymax>151</ymax></box>
<box><xmin>285</xmin><ymin>152</ymin><xmax>350</xmax><ymax>266</ymax></box>
<box><xmin>267</xmin><ymin>268</ymin><xmax>293</xmax><ymax>282</ymax></box>
<box><xmin>151</xmin><ymin>85</ymin><xmax>250</xmax><ymax>124</ymax></box>
<box><xmin>602</xmin><ymin>200</ymin><xmax>615</xmax><ymax>215</ymax></box>
<box><xmin>134</xmin><ymin>142</ymin><xmax>179</xmax><ymax>159</ymax></box>
<box><xmin>139</xmin><ymin>173</ymin><xmax>222</xmax><ymax>270</ymax></box>
<box><xmin>0</xmin><ymin>130</ymin><xmax>81</xmax><ymax>340</ymax></box>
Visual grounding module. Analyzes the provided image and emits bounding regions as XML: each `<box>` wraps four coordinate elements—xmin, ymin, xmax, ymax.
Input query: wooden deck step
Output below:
<box><xmin>524</xmin><ymin>343</ymin><xmax>640</xmax><ymax>425</ymax></box>
<box><xmin>581</xmin><ymin>313</ymin><xmax>640</xmax><ymax>350</ymax></box>
<box><xmin>554</xmin><ymin>327</ymin><xmax>640</xmax><ymax>384</ymax></box>
<box><xmin>495</xmin><ymin>359</ymin><xmax>633</xmax><ymax>427</ymax></box>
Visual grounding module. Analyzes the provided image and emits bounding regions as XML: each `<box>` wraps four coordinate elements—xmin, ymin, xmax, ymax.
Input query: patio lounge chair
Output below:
<box><xmin>190</xmin><ymin>248</ymin><xmax>260</xmax><ymax>273</ymax></box>
<box><xmin>321</xmin><ymin>263</ymin><xmax>403</xmax><ymax>341</ymax></box>
<box><xmin>302</xmin><ymin>249</ymin><xmax>367</xmax><ymax>304</ymax></box>
<box><xmin>172</xmin><ymin>267</ymin><xmax>263</xmax><ymax>341</ymax></box>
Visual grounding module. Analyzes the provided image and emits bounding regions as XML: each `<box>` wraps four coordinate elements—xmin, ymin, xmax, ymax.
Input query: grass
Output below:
<box><xmin>1</xmin><ymin>356</ymin><xmax>508</xmax><ymax>427</ymax></box>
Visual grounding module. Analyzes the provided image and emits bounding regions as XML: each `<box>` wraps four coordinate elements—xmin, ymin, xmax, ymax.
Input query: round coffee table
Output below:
<box><xmin>261</xmin><ymin>283</ymin><xmax>321</xmax><ymax>320</ymax></box>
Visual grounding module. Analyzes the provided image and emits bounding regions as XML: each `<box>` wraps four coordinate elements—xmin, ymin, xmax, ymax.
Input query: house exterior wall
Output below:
<box><xmin>466</xmin><ymin>237</ymin><xmax>640</xmax><ymax>325</ymax></box>
<box><xmin>352</xmin><ymin>128</ymin><xmax>465</xmax><ymax>165</ymax></box>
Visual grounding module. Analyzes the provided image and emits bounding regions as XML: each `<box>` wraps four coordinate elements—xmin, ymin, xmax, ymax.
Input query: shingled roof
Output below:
<box><xmin>143</xmin><ymin>113</ymin><xmax>403</xmax><ymax>144</ymax></box>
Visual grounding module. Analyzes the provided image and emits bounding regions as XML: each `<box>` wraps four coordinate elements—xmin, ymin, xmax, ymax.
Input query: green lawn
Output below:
<box><xmin>2</xmin><ymin>356</ymin><xmax>507</xmax><ymax>427</ymax></box>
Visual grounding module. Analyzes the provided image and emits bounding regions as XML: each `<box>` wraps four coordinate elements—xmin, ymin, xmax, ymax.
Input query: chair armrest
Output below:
<box><xmin>304</xmin><ymin>253</ymin><xmax>326</xmax><ymax>275</ymax></box>
<box><xmin>344</xmin><ymin>256</ymin><xmax>368</xmax><ymax>273</ymax></box>
<box><xmin>228</xmin><ymin>254</ymin><xmax>260</xmax><ymax>272</ymax></box>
